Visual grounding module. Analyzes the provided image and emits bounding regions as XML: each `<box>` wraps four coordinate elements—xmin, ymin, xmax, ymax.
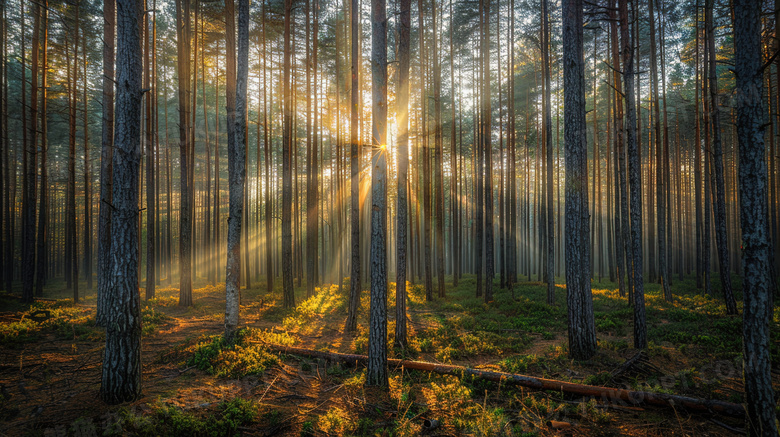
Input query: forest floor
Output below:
<box><xmin>0</xmin><ymin>273</ymin><xmax>778</xmax><ymax>436</ymax></box>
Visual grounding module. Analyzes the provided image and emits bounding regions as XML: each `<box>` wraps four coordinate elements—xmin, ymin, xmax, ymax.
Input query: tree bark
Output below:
<box><xmin>282</xmin><ymin>0</ymin><xmax>295</xmax><ymax>309</ymax></box>
<box><xmin>563</xmin><ymin>0</ymin><xmax>596</xmax><ymax>361</ymax></box>
<box><xmin>395</xmin><ymin>0</ymin><xmax>411</xmax><ymax>349</ymax></box>
<box><xmin>620</xmin><ymin>0</ymin><xmax>645</xmax><ymax>349</ymax></box>
<box><xmin>366</xmin><ymin>0</ymin><xmax>388</xmax><ymax>387</ymax></box>
<box><xmin>705</xmin><ymin>0</ymin><xmax>736</xmax><ymax>315</ymax></box>
<box><xmin>732</xmin><ymin>2</ymin><xmax>779</xmax><ymax>434</ymax></box>
<box><xmin>35</xmin><ymin>2</ymin><xmax>48</xmax><ymax>297</ymax></box>
<box><xmin>100</xmin><ymin>0</ymin><xmax>143</xmax><ymax>404</ymax></box>
<box><xmin>345</xmin><ymin>0</ymin><xmax>361</xmax><ymax>330</ymax></box>
<box><xmin>176</xmin><ymin>0</ymin><xmax>193</xmax><ymax>307</ymax></box>
<box><xmin>542</xmin><ymin>0</ymin><xmax>554</xmax><ymax>304</ymax></box>
<box><xmin>225</xmin><ymin>0</ymin><xmax>248</xmax><ymax>343</ymax></box>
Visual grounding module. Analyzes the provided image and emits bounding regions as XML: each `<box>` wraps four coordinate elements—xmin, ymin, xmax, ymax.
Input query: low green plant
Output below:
<box><xmin>188</xmin><ymin>329</ymin><xmax>278</xmax><ymax>378</ymax></box>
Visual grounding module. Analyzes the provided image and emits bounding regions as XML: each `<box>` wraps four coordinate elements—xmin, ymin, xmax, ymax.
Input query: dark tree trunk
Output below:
<box><xmin>282</xmin><ymin>0</ymin><xmax>295</xmax><ymax>309</ymax></box>
<box><xmin>100</xmin><ymin>0</ymin><xmax>143</xmax><ymax>405</ymax></box>
<box><xmin>732</xmin><ymin>2</ymin><xmax>778</xmax><ymax>434</ymax></box>
<box><xmin>433</xmin><ymin>0</ymin><xmax>445</xmax><ymax>299</ymax></box>
<box><xmin>35</xmin><ymin>2</ymin><xmax>48</xmax><ymax>297</ymax></box>
<box><xmin>563</xmin><ymin>0</ymin><xmax>596</xmax><ymax>361</ymax></box>
<box><xmin>176</xmin><ymin>0</ymin><xmax>193</xmax><ymax>307</ymax></box>
<box><xmin>394</xmin><ymin>0</ymin><xmax>410</xmax><ymax>349</ymax></box>
<box><xmin>366</xmin><ymin>0</ymin><xmax>388</xmax><ymax>387</ymax></box>
<box><xmin>620</xmin><ymin>0</ymin><xmax>645</xmax><ymax>349</ymax></box>
<box><xmin>345</xmin><ymin>0</ymin><xmax>361</xmax><ymax>330</ymax></box>
<box><xmin>542</xmin><ymin>0</ymin><xmax>554</xmax><ymax>304</ymax></box>
<box><xmin>705</xmin><ymin>0</ymin><xmax>736</xmax><ymax>315</ymax></box>
<box><xmin>21</xmin><ymin>0</ymin><xmax>38</xmax><ymax>303</ymax></box>
<box><xmin>144</xmin><ymin>0</ymin><xmax>155</xmax><ymax>300</ymax></box>
<box><xmin>649</xmin><ymin>0</ymin><xmax>670</xmax><ymax>301</ymax></box>
<box><xmin>305</xmin><ymin>0</ymin><xmax>319</xmax><ymax>298</ymax></box>
<box><xmin>482</xmin><ymin>0</ymin><xmax>494</xmax><ymax>302</ymax></box>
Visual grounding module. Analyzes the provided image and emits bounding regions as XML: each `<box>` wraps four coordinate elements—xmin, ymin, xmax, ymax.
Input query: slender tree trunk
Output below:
<box><xmin>542</xmin><ymin>0</ymin><xmax>554</xmax><ymax>304</ymax></box>
<box><xmin>21</xmin><ymin>0</ymin><xmax>38</xmax><ymax>303</ymax></box>
<box><xmin>705</xmin><ymin>0</ymin><xmax>736</xmax><ymax>314</ymax></box>
<box><xmin>35</xmin><ymin>2</ymin><xmax>48</xmax><ymax>297</ymax></box>
<box><xmin>176</xmin><ymin>0</ymin><xmax>193</xmax><ymax>306</ymax></box>
<box><xmin>346</xmin><ymin>0</ymin><xmax>361</xmax><ymax>330</ymax></box>
<box><xmin>483</xmin><ymin>0</ymin><xmax>494</xmax><ymax>302</ymax></box>
<box><xmin>620</xmin><ymin>0</ymin><xmax>646</xmax><ymax>349</ymax></box>
<box><xmin>144</xmin><ymin>0</ymin><xmax>155</xmax><ymax>299</ymax></box>
<box><xmin>100</xmin><ymin>0</ymin><xmax>143</xmax><ymax>404</ymax></box>
<box><xmin>433</xmin><ymin>0</ymin><xmax>445</xmax><ymax>299</ymax></box>
<box><xmin>395</xmin><ymin>0</ymin><xmax>410</xmax><ymax>349</ymax></box>
<box><xmin>282</xmin><ymin>0</ymin><xmax>295</xmax><ymax>308</ymax></box>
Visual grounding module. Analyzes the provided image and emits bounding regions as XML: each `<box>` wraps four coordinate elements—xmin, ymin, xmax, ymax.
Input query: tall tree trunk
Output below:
<box><xmin>366</xmin><ymin>0</ymin><xmax>388</xmax><ymax>387</ymax></box>
<box><xmin>305</xmin><ymin>0</ymin><xmax>319</xmax><ymax>298</ymax></box>
<box><xmin>225</xmin><ymin>0</ymin><xmax>248</xmax><ymax>343</ymax></box>
<box><xmin>483</xmin><ymin>0</ymin><xmax>494</xmax><ymax>302</ymax></box>
<box><xmin>21</xmin><ymin>0</ymin><xmax>38</xmax><ymax>303</ymax></box>
<box><xmin>345</xmin><ymin>0</ymin><xmax>361</xmax><ymax>330</ymax></box>
<box><xmin>620</xmin><ymin>0</ymin><xmax>646</xmax><ymax>349</ymax></box>
<box><xmin>144</xmin><ymin>0</ymin><xmax>155</xmax><ymax>300</ymax></box>
<box><xmin>35</xmin><ymin>2</ymin><xmax>48</xmax><ymax>297</ymax></box>
<box><xmin>542</xmin><ymin>0</ymin><xmax>554</xmax><ymax>304</ymax></box>
<box><xmin>176</xmin><ymin>0</ymin><xmax>193</xmax><ymax>306</ymax></box>
<box><xmin>100</xmin><ymin>0</ymin><xmax>143</xmax><ymax>404</ymax></box>
<box><xmin>395</xmin><ymin>0</ymin><xmax>410</xmax><ymax>349</ymax></box>
<box><xmin>705</xmin><ymin>0</ymin><xmax>736</xmax><ymax>314</ymax></box>
<box><xmin>732</xmin><ymin>2</ymin><xmax>778</xmax><ymax>434</ymax></box>
<box><xmin>649</xmin><ymin>0</ymin><xmax>670</xmax><ymax>301</ymax></box>
<box><xmin>282</xmin><ymin>0</ymin><xmax>295</xmax><ymax>308</ymax></box>
<box><xmin>563</xmin><ymin>0</ymin><xmax>596</xmax><ymax>361</ymax></box>
<box><xmin>433</xmin><ymin>0</ymin><xmax>445</xmax><ymax>299</ymax></box>
<box><xmin>263</xmin><ymin>2</ymin><xmax>272</xmax><ymax>293</ymax></box>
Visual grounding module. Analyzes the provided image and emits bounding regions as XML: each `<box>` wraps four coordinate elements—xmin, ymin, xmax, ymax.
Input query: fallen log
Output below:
<box><xmin>262</xmin><ymin>343</ymin><xmax>745</xmax><ymax>418</ymax></box>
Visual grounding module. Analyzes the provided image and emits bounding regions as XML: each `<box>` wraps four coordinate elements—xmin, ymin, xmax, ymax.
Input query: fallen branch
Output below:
<box><xmin>262</xmin><ymin>344</ymin><xmax>745</xmax><ymax>418</ymax></box>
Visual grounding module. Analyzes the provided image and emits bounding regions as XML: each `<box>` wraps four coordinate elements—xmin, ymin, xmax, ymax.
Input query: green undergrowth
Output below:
<box><xmin>0</xmin><ymin>301</ymin><xmax>102</xmax><ymax>345</ymax></box>
<box><xmin>105</xmin><ymin>397</ymin><xmax>258</xmax><ymax>437</ymax></box>
<box><xmin>187</xmin><ymin>328</ymin><xmax>283</xmax><ymax>378</ymax></box>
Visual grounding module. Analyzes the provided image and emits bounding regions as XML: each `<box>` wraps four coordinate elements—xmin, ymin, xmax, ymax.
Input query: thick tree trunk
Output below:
<box><xmin>100</xmin><ymin>0</ymin><xmax>143</xmax><ymax>404</ymax></box>
<box><xmin>225</xmin><ymin>0</ymin><xmax>248</xmax><ymax>343</ymax></box>
<box><xmin>345</xmin><ymin>0</ymin><xmax>361</xmax><ymax>331</ymax></box>
<box><xmin>732</xmin><ymin>3</ymin><xmax>779</xmax><ymax>434</ymax></box>
<box><xmin>366</xmin><ymin>0</ymin><xmax>388</xmax><ymax>387</ymax></box>
<box><xmin>394</xmin><ymin>0</ymin><xmax>411</xmax><ymax>349</ymax></box>
<box><xmin>563</xmin><ymin>0</ymin><xmax>596</xmax><ymax>361</ymax></box>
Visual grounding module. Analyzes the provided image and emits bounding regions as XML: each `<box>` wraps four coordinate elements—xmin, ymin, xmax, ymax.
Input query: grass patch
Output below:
<box><xmin>187</xmin><ymin>328</ymin><xmax>279</xmax><ymax>378</ymax></box>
